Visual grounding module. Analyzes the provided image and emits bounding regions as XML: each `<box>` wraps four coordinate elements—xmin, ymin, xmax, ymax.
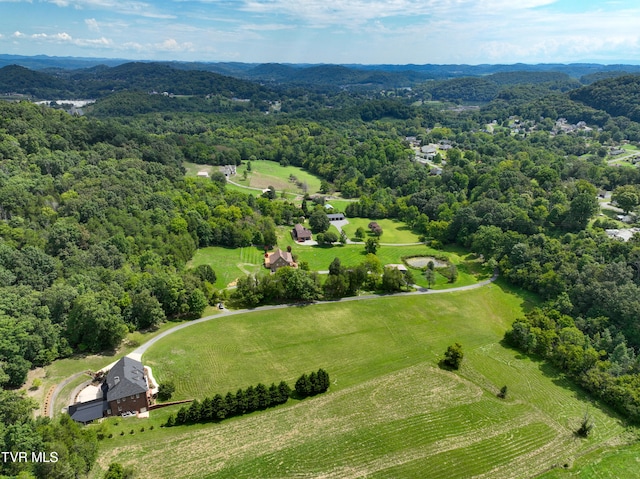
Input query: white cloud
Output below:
<box><xmin>85</xmin><ymin>18</ymin><xmax>100</xmax><ymax>32</ymax></box>
<box><xmin>44</xmin><ymin>0</ymin><xmax>176</xmax><ymax>19</ymax></box>
<box><xmin>156</xmin><ymin>38</ymin><xmax>194</xmax><ymax>52</ymax></box>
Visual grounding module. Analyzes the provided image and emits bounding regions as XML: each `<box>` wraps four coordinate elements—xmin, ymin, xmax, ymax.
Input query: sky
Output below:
<box><xmin>1</xmin><ymin>0</ymin><xmax>640</xmax><ymax>65</ymax></box>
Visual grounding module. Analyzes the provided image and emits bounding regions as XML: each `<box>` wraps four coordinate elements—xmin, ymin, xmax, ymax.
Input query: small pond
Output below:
<box><xmin>405</xmin><ymin>256</ymin><xmax>448</xmax><ymax>268</ymax></box>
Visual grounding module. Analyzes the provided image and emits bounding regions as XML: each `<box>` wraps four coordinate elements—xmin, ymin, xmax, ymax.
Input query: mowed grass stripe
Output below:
<box><xmin>204</xmin><ymin>400</ymin><xmax>531</xmax><ymax>478</ymax></box>
<box><xmin>370</xmin><ymin>423</ymin><xmax>556</xmax><ymax>479</ymax></box>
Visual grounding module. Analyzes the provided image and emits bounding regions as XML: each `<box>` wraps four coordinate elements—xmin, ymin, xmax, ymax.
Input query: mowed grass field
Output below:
<box><xmin>235</xmin><ymin>160</ymin><xmax>323</xmax><ymax>195</ymax></box>
<box><xmin>341</xmin><ymin>217</ymin><xmax>422</xmax><ymax>243</ymax></box>
<box><xmin>91</xmin><ymin>285</ymin><xmax>630</xmax><ymax>479</ymax></box>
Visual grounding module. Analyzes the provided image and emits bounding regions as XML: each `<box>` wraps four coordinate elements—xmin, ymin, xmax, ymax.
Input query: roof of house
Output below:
<box><xmin>327</xmin><ymin>213</ymin><xmax>345</xmax><ymax>221</ymax></box>
<box><xmin>270</xmin><ymin>248</ymin><xmax>293</xmax><ymax>265</ymax></box>
<box><xmin>105</xmin><ymin>356</ymin><xmax>148</xmax><ymax>402</ymax></box>
<box><xmin>294</xmin><ymin>224</ymin><xmax>312</xmax><ymax>238</ymax></box>
<box><xmin>68</xmin><ymin>398</ymin><xmax>107</xmax><ymax>423</ymax></box>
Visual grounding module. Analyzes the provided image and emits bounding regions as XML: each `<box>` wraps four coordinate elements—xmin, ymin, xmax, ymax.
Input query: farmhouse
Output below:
<box><xmin>265</xmin><ymin>248</ymin><xmax>296</xmax><ymax>272</ymax></box>
<box><xmin>292</xmin><ymin>223</ymin><xmax>312</xmax><ymax>242</ymax></box>
<box><xmin>68</xmin><ymin>355</ymin><xmax>151</xmax><ymax>423</ymax></box>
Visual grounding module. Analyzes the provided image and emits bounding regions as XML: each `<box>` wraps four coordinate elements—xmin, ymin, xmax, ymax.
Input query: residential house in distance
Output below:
<box><xmin>292</xmin><ymin>223</ymin><xmax>312</xmax><ymax>242</ymax></box>
<box><xmin>265</xmin><ymin>248</ymin><xmax>296</xmax><ymax>272</ymax></box>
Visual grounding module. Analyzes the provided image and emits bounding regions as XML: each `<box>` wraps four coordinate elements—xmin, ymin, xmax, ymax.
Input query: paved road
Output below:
<box><xmin>48</xmin><ymin>371</ymin><xmax>91</xmax><ymax>419</ymax></box>
<box><xmin>49</xmin><ymin>270</ymin><xmax>499</xmax><ymax>417</ymax></box>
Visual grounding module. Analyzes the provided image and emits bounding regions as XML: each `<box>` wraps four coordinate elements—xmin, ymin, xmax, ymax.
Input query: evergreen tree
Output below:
<box><xmin>235</xmin><ymin>388</ymin><xmax>248</xmax><ymax>414</ymax></box>
<box><xmin>256</xmin><ymin>383</ymin><xmax>270</xmax><ymax>410</ymax></box>
<box><xmin>212</xmin><ymin>394</ymin><xmax>226</xmax><ymax>420</ymax></box>
<box><xmin>225</xmin><ymin>391</ymin><xmax>237</xmax><ymax>416</ymax></box>
<box><xmin>295</xmin><ymin>373</ymin><xmax>313</xmax><ymax>397</ymax></box>
<box><xmin>187</xmin><ymin>399</ymin><xmax>201</xmax><ymax>423</ymax></box>
<box><xmin>245</xmin><ymin>385</ymin><xmax>258</xmax><ymax>412</ymax></box>
<box><xmin>277</xmin><ymin>381</ymin><xmax>292</xmax><ymax>403</ymax></box>
<box><xmin>200</xmin><ymin>396</ymin><xmax>214</xmax><ymax>420</ymax></box>
<box><xmin>176</xmin><ymin>406</ymin><xmax>188</xmax><ymax>424</ymax></box>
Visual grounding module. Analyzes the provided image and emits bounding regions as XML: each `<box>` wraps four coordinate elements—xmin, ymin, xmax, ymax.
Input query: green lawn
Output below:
<box><xmin>234</xmin><ymin>160</ymin><xmax>323</xmax><ymax>195</ymax></box>
<box><xmin>89</xmin><ymin>285</ymin><xmax>629</xmax><ymax>479</ymax></box>
<box><xmin>189</xmin><ymin>234</ymin><xmax>490</xmax><ymax>290</ymax></box>
<box><xmin>341</xmin><ymin>217</ymin><xmax>422</xmax><ymax>243</ymax></box>
<box><xmin>188</xmin><ymin>246</ymin><xmax>266</xmax><ymax>288</ymax></box>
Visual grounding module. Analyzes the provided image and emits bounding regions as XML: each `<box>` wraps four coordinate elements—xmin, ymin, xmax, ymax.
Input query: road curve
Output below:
<box><xmin>49</xmin><ymin>270</ymin><xmax>498</xmax><ymax>416</ymax></box>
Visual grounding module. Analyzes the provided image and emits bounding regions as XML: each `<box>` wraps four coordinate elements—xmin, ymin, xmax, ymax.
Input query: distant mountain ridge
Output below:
<box><xmin>3</xmin><ymin>53</ymin><xmax>640</xmax><ymax>86</ymax></box>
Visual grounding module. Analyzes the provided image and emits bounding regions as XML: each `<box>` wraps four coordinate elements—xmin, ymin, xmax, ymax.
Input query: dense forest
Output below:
<box><xmin>3</xmin><ymin>62</ymin><xmax>640</xmax><ymax>477</ymax></box>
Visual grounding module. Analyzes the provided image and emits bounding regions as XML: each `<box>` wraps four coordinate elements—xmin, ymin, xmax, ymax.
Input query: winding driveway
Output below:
<box><xmin>48</xmin><ymin>270</ymin><xmax>499</xmax><ymax>417</ymax></box>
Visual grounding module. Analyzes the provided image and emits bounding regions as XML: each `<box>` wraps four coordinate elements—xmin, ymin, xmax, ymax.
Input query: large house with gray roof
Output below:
<box><xmin>104</xmin><ymin>356</ymin><xmax>151</xmax><ymax>417</ymax></box>
<box><xmin>68</xmin><ymin>355</ymin><xmax>151</xmax><ymax>423</ymax></box>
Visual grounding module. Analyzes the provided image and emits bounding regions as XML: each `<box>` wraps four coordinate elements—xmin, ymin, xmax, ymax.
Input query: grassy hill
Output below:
<box><xmin>89</xmin><ymin>286</ymin><xmax>630</xmax><ymax>478</ymax></box>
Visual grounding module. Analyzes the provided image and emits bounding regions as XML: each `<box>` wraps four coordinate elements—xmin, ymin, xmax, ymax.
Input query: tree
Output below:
<box><xmin>368</xmin><ymin>221</ymin><xmax>383</xmax><ymax>237</ymax></box>
<box><xmin>612</xmin><ymin>185</ymin><xmax>640</xmax><ymax>214</ymax></box>
<box><xmin>365</xmin><ymin>237</ymin><xmax>379</xmax><ymax>255</ymax></box>
<box><xmin>497</xmin><ymin>385</ymin><xmax>508</xmax><ymax>399</ymax></box>
<box><xmin>447</xmin><ymin>263</ymin><xmax>458</xmax><ymax>283</ymax></box>
<box><xmin>329</xmin><ymin>257</ymin><xmax>343</xmax><ymax>276</ymax></box>
<box><xmin>186</xmin><ymin>287</ymin><xmax>207</xmax><ymax>317</ymax></box>
<box><xmin>424</xmin><ymin>268</ymin><xmax>436</xmax><ymax>289</ymax></box>
<box><xmin>309</xmin><ymin>209</ymin><xmax>330</xmax><ymax>233</ymax></box>
<box><xmin>157</xmin><ymin>381</ymin><xmax>176</xmax><ymax>401</ymax></box>
<box><xmin>576</xmin><ymin>411</ymin><xmax>594</xmax><ymax>437</ymax></box>
<box><xmin>129</xmin><ymin>290</ymin><xmax>165</xmax><ymax>329</ymax></box>
<box><xmin>262</xmin><ymin>185</ymin><xmax>276</xmax><ymax>200</ymax></box>
<box><xmin>381</xmin><ymin>266</ymin><xmax>406</xmax><ymax>292</ymax></box>
<box><xmin>355</xmin><ymin>227</ymin><xmax>366</xmax><ymax>240</ymax></box>
<box><xmin>443</xmin><ymin>343</ymin><xmax>464</xmax><ymax>370</ymax></box>
<box><xmin>295</xmin><ymin>373</ymin><xmax>313</xmax><ymax>397</ymax></box>
<box><xmin>66</xmin><ymin>292</ymin><xmax>128</xmax><ymax>352</ymax></box>
<box><xmin>193</xmin><ymin>264</ymin><xmax>217</xmax><ymax>284</ymax></box>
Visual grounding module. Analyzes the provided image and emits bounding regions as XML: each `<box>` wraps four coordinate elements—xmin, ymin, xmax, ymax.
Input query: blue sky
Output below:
<box><xmin>1</xmin><ymin>0</ymin><xmax>639</xmax><ymax>65</ymax></box>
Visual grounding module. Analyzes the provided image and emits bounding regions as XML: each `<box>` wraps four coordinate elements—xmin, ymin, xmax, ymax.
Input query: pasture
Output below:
<box><xmin>340</xmin><ymin>217</ymin><xmax>422</xmax><ymax>243</ymax></box>
<box><xmin>234</xmin><ymin>160</ymin><xmax>323</xmax><ymax>195</ymax></box>
<box><xmin>90</xmin><ymin>286</ymin><xmax>630</xmax><ymax>479</ymax></box>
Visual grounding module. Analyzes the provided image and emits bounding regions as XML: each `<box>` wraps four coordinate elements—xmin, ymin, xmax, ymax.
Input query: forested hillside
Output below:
<box><xmin>570</xmin><ymin>74</ymin><xmax>640</xmax><ymax>122</ymax></box>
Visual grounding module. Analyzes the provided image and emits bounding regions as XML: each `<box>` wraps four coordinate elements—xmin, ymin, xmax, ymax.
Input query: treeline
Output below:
<box><xmin>168</xmin><ymin>381</ymin><xmax>291</xmax><ymax>426</ymax></box>
<box><xmin>0</xmin><ymin>391</ymin><xmax>98</xmax><ymax>478</ymax></box>
<box><xmin>506</xmin><ymin>309</ymin><xmax>640</xmax><ymax>423</ymax></box>
<box><xmin>167</xmin><ymin>369</ymin><xmax>329</xmax><ymax>426</ymax></box>
<box><xmin>231</xmin><ymin>254</ymin><xmax>413</xmax><ymax>307</ymax></box>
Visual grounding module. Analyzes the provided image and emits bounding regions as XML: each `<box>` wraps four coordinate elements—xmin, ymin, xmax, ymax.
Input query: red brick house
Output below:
<box><xmin>104</xmin><ymin>356</ymin><xmax>151</xmax><ymax>416</ymax></box>
<box><xmin>68</xmin><ymin>355</ymin><xmax>151</xmax><ymax>423</ymax></box>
